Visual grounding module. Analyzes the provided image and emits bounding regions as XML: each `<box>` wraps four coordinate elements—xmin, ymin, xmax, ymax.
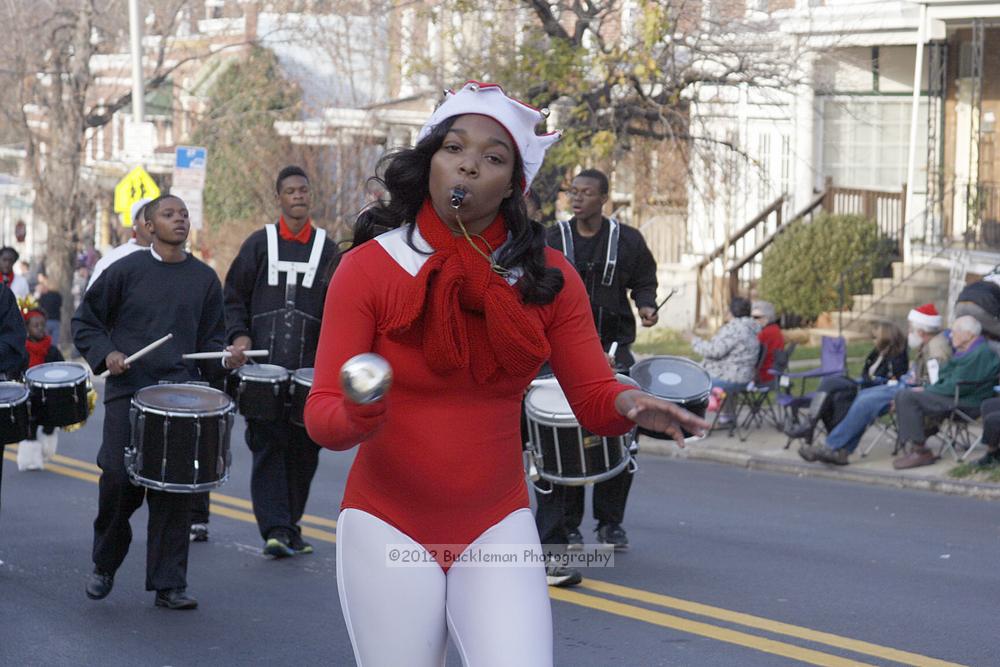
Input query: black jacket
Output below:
<box><xmin>545</xmin><ymin>217</ymin><xmax>658</xmax><ymax>347</ymax></box>
<box><xmin>0</xmin><ymin>286</ymin><xmax>27</xmax><ymax>377</ymax></box>
<box><xmin>957</xmin><ymin>281</ymin><xmax>1000</xmax><ymax>318</ymax></box>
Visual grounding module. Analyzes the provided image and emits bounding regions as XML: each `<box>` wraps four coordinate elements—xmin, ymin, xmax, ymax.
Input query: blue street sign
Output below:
<box><xmin>175</xmin><ymin>146</ymin><xmax>207</xmax><ymax>170</ymax></box>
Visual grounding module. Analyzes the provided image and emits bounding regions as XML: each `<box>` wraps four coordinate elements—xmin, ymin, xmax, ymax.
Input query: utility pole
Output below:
<box><xmin>128</xmin><ymin>0</ymin><xmax>145</xmax><ymax>123</ymax></box>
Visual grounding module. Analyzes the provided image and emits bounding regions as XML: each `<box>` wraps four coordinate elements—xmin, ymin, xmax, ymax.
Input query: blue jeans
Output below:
<box><xmin>826</xmin><ymin>383</ymin><xmax>905</xmax><ymax>452</ymax></box>
<box><xmin>45</xmin><ymin>319</ymin><xmax>60</xmax><ymax>346</ymax></box>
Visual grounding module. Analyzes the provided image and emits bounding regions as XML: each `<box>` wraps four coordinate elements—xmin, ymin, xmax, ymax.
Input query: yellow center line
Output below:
<box><xmin>578</xmin><ymin>580</ymin><xmax>965</xmax><ymax>667</ymax></box>
<box><xmin>15</xmin><ymin>449</ymin><xmax>338</xmax><ymax>529</ymax></box>
<box><xmin>2</xmin><ymin>449</ymin><xmax>962</xmax><ymax>666</ymax></box>
<box><xmin>550</xmin><ymin>588</ymin><xmax>875</xmax><ymax>667</ymax></box>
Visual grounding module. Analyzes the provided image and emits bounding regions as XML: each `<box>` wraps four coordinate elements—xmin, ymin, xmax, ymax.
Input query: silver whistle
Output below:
<box><xmin>449</xmin><ymin>186</ymin><xmax>467</xmax><ymax>209</ymax></box>
<box><xmin>340</xmin><ymin>353</ymin><xmax>393</xmax><ymax>404</ymax></box>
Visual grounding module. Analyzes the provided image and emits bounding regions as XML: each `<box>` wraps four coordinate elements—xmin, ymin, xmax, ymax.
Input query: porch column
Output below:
<box><xmin>904</xmin><ymin>2</ymin><xmax>928</xmax><ymax>261</ymax></box>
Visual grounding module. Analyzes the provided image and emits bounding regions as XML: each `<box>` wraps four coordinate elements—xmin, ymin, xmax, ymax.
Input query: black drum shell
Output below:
<box><xmin>236</xmin><ymin>365</ymin><xmax>289</xmax><ymax>422</ymax></box>
<box><xmin>25</xmin><ymin>363</ymin><xmax>89</xmax><ymax>429</ymax></box>
<box><xmin>530</xmin><ymin>423</ymin><xmax>630</xmax><ymax>484</ymax></box>
<box><xmin>0</xmin><ymin>384</ymin><xmax>30</xmax><ymax>445</ymax></box>
<box><xmin>631</xmin><ymin>355</ymin><xmax>711</xmax><ymax>440</ymax></box>
<box><xmin>129</xmin><ymin>405</ymin><xmax>233</xmax><ymax>490</ymax></box>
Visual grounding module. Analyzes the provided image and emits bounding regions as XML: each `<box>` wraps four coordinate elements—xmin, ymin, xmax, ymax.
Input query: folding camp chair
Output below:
<box><xmin>774</xmin><ymin>336</ymin><xmax>847</xmax><ymax>449</ymax></box>
<box><xmin>734</xmin><ymin>343</ymin><xmax>795</xmax><ymax>437</ymax></box>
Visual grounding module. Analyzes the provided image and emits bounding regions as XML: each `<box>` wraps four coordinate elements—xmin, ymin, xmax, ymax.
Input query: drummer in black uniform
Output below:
<box><xmin>540</xmin><ymin>169</ymin><xmax>659</xmax><ymax>555</ymax></box>
<box><xmin>0</xmin><ymin>283</ymin><xmax>28</xmax><ymax>518</ymax></box>
<box><xmin>73</xmin><ymin>194</ymin><xmax>245</xmax><ymax>609</ymax></box>
<box><xmin>223</xmin><ymin>166</ymin><xmax>339</xmax><ymax>557</ymax></box>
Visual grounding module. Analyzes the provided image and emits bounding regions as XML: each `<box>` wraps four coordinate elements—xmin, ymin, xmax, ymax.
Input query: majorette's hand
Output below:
<box><xmin>105</xmin><ymin>351</ymin><xmax>129</xmax><ymax>376</ymax></box>
<box><xmin>343</xmin><ymin>397</ymin><xmax>388</xmax><ymax>437</ymax></box>
<box><xmin>614</xmin><ymin>389</ymin><xmax>710</xmax><ymax>449</ymax></box>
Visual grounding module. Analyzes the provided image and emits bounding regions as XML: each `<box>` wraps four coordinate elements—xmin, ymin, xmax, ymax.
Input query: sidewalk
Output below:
<box><xmin>638</xmin><ymin>416</ymin><xmax>1000</xmax><ymax>501</ymax></box>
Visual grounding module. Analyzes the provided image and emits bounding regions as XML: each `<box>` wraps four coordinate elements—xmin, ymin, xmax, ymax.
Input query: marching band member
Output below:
<box><xmin>0</xmin><ymin>283</ymin><xmax>27</xmax><ymax>519</ymax></box>
<box><xmin>15</xmin><ymin>303</ymin><xmax>63</xmax><ymax>471</ymax></box>
<box><xmin>87</xmin><ymin>197</ymin><xmax>154</xmax><ymax>289</ymax></box>
<box><xmin>305</xmin><ymin>81</ymin><xmax>706</xmax><ymax>666</ymax></box>
<box><xmin>73</xmin><ymin>194</ymin><xmax>245</xmax><ymax>609</ymax></box>
<box><xmin>222</xmin><ymin>166</ymin><xmax>338</xmax><ymax>556</ymax></box>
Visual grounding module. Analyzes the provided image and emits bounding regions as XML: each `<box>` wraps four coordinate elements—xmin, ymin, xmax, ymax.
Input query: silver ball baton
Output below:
<box><xmin>340</xmin><ymin>353</ymin><xmax>393</xmax><ymax>404</ymax></box>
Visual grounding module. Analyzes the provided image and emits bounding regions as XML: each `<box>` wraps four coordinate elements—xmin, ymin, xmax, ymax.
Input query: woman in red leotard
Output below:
<box><xmin>305</xmin><ymin>81</ymin><xmax>707</xmax><ymax>667</ymax></box>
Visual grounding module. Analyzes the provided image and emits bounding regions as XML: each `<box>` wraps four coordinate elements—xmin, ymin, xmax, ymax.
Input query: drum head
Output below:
<box><xmin>525</xmin><ymin>384</ymin><xmax>574</xmax><ymax>421</ymax></box>
<box><xmin>292</xmin><ymin>368</ymin><xmax>314</xmax><ymax>386</ymax></box>
<box><xmin>0</xmin><ymin>381</ymin><xmax>28</xmax><ymax>404</ymax></box>
<box><xmin>134</xmin><ymin>385</ymin><xmax>233</xmax><ymax>413</ymax></box>
<box><xmin>630</xmin><ymin>356</ymin><xmax>711</xmax><ymax>402</ymax></box>
<box><xmin>238</xmin><ymin>364</ymin><xmax>289</xmax><ymax>382</ymax></box>
<box><xmin>25</xmin><ymin>362</ymin><xmax>88</xmax><ymax>386</ymax></box>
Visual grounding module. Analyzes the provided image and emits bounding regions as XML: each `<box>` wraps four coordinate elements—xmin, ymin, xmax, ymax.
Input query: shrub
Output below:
<box><xmin>759</xmin><ymin>213</ymin><xmax>884</xmax><ymax>322</ymax></box>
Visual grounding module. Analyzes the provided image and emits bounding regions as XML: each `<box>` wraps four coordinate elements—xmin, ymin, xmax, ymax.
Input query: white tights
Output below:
<box><xmin>336</xmin><ymin>507</ymin><xmax>553</xmax><ymax>667</ymax></box>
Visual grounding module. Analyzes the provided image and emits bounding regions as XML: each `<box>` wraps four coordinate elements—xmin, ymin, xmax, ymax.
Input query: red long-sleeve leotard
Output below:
<box><xmin>305</xmin><ymin>232</ymin><xmax>634</xmax><ymax>568</ymax></box>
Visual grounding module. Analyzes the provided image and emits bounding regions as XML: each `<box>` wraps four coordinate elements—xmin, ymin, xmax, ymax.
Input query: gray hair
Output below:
<box><xmin>751</xmin><ymin>300</ymin><xmax>777</xmax><ymax>324</ymax></box>
<box><xmin>952</xmin><ymin>315</ymin><xmax>982</xmax><ymax>336</ymax></box>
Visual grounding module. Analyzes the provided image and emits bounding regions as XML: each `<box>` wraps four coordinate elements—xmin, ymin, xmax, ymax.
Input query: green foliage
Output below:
<box><xmin>190</xmin><ymin>47</ymin><xmax>302</xmax><ymax>228</ymax></box>
<box><xmin>759</xmin><ymin>213</ymin><xmax>884</xmax><ymax>322</ymax></box>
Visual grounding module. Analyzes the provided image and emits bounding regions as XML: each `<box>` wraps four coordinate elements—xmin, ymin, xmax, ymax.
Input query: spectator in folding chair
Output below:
<box><xmin>788</xmin><ymin>321</ymin><xmax>907</xmax><ymax>444</ymax></box>
<box><xmin>775</xmin><ymin>335</ymin><xmax>846</xmax><ymax>445</ymax></box>
<box><xmin>752</xmin><ymin>301</ymin><xmax>784</xmax><ymax>384</ymax></box>
<box><xmin>893</xmin><ymin>315</ymin><xmax>1000</xmax><ymax>469</ymax></box>
<box><xmin>688</xmin><ymin>296</ymin><xmax>760</xmax><ymax>427</ymax></box>
<box><xmin>972</xmin><ymin>397</ymin><xmax>1000</xmax><ymax>467</ymax></box>
<box><xmin>800</xmin><ymin>303</ymin><xmax>951</xmax><ymax>465</ymax></box>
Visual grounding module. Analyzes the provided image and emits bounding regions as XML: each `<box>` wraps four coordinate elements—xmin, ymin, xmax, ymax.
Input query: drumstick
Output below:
<box><xmin>181</xmin><ymin>350</ymin><xmax>269</xmax><ymax>360</ymax></box>
<box><xmin>652</xmin><ymin>288</ymin><xmax>678</xmax><ymax>315</ymax></box>
<box><xmin>608</xmin><ymin>342</ymin><xmax>619</xmax><ymax>358</ymax></box>
<box><xmin>98</xmin><ymin>333</ymin><xmax>173</xmax><ymax>378</ymax></box>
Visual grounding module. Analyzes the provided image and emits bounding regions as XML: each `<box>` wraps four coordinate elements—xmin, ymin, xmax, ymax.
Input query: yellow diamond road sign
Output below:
<box><xmin>114</xmin><ymin>166</ymin><xmax>161</xmax><ymax>227</ymax></box>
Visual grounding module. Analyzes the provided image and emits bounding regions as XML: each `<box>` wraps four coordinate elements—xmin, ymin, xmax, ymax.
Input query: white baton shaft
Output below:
<box><xmin>181</xmin><ymin>350</ymin><xmax>269</xmax><ymax>360</ymax></box>
<box><xmin>98</xmin><ymin>333</ymin><xmax>173</xmax><ymax>378</ymax></box>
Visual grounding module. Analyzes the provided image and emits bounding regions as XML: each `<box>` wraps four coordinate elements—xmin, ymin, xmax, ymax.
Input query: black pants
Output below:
<box><xmin>190</xmin><ymin>492</ymin><xmax>210</xmax><ymax>525</ymax></box>
<box><xmin>534</xmin><ymin>346</ymin><xmax>634</xmax><ymax>545</ymax></box>
<box><xmin>92</xmin><ymin>398</ymin><xmax>192</xmax><ymax>591</ymax></box>
<box><xmin>246</xmin><ymin>419</ymin><xmax>321</xmax><ymax>540</ymax></box>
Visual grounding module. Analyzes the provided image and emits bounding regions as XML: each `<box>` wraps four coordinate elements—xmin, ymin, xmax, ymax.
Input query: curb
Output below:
<box><xmin>639</xmin><ymin>439</ymin><xmax>1000</xmax><ymax>501</ymax></box>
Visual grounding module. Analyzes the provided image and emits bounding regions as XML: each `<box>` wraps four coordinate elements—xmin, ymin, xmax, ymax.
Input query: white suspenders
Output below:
<box><xmin>265</xmin><ymin>223</ymin><xmax>327</xmax><ymax>289</ymax></box>
<box><xmin>557</xmin><ymin>219</ymin><xmax>619</xmax><ymax>287</ymax></box>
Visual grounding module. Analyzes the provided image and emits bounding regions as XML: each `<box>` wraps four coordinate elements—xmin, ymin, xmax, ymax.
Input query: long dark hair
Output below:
<box><xmin>353</xmin><ymin>116</ymin><xmax>563</xmax><ymax>305</ymax></box>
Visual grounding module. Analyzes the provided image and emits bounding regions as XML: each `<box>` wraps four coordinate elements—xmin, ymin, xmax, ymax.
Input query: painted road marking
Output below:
<box><xmin>2</xmin><ymin>450</ymin><xmax>965</xmax><ymax>666</ymax></box>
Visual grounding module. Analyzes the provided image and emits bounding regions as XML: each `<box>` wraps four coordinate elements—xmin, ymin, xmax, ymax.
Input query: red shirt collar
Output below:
<box><xmin>278</xmin><ymin>216</ymin><xmax>314</xmax><ymax>244</ymax></box>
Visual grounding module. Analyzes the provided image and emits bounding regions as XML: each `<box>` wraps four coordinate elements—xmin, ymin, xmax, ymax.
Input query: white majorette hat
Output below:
<box><xmin>417</xmin><ymin>81</ymin><xmax>561</xmax><ymax>191</ymax></box>
<box><xmin>130</xmin><ymin>197</ymin><xmax>153</xmax><ymax>226</ymax></box>
<box><xmin>908</xmin><ymin>303</ymin><xmax>942</xmax><ymax>330</ymax></box>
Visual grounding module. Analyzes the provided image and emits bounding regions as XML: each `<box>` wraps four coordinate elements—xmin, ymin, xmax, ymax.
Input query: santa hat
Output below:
<box><xmin>417</xmin><ymin>81</ymin><xmax>561</xmax><ymax>191</ymax></box>
<box><xmin>908</xmin><ymin>303</ymin><xmax>942</xmax><ymax>330</ymax></box>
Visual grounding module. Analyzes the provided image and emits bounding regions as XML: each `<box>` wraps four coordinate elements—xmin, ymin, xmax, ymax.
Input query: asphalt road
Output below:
<box><xmin>1</xmin><ymin>393</ymin><xmax>997</xmax><ymax>666</ymax></box>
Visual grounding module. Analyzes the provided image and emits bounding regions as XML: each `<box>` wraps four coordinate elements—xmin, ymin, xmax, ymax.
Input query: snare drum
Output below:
<box><xmin>0</xmin><ymin>382</ymin><xmax>30</xmax><ymax>445</ymax></box>
<box><xmin>127</xmin><ymin>384</ymin><xmax>235</xmax><ymax>492</ymax></box>
<box><xmin>235</xmin><ymin>364</ymin><xmax>289</xmax><ymax>421</ymax></box>
<box><xmin>25</xmin><ymin>362</ymin><xmax>89</xmax><ymax>428</ymax></box>
<box><xmin>289</xmin><ymin>368</ymin><xmax>314</xmax><ymax>427</ymax></box>
<box><xmin>630</xmin><ymin>356</ymin><xmax>711</xmax><ymax>440</ymax></box>
<box><xmin>523</xmin><ymin>375</ymin><xmax>638</xmax><ymax>486</ymax></box>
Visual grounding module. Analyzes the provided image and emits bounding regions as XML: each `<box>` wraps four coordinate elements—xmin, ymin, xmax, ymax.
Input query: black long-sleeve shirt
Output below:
<box><xmin>546</xmin><ymin>217</ymin><xmax>658</xmax><ymax>347</ymax></box>
<box><xmin>72</xmin><ymin>251</ymin><xmax>227</xmax><ymax>403</ymax></box>
<box><xmin>0</xmin><ymin>286</ymin><xmax>27</xmax><ymax>377</ymax></box>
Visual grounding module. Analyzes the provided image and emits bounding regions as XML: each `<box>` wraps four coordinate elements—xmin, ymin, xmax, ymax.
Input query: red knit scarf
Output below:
<box><xmin>386</xmin><ymin>200</ymin><xmax>549</xmax><ymax>383</ymax></box>
<box><xmin>26</xmin><ymin>336</ymin><xmax>52</xmax><ymax>368</ymax></box>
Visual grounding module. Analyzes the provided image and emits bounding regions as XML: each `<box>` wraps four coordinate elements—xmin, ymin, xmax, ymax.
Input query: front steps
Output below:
<box><xmin>823</xmin><ymin>261</ymin><xmax>952</xmax><ymax>333</ymax></box>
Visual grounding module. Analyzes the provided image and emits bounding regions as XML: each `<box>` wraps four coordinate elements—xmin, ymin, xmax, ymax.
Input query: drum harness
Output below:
<box><xmin>557</xmin><ymin>219</ymin><xmax>622</xmax><ymax>348</ymax></box>
<box><xmin>257</xmin><ymin>223</ymin><xmax>327</xmax><ymax>369</ymax></box>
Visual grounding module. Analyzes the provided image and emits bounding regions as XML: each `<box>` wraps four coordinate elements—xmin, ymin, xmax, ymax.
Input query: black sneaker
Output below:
<box><xmin>289</xmin><ymin>532</ymin><xmax>314</xmax><ymax>555</ymax></box>
<box><xmin>85</xmin><ymin>568</ymin><xmax>114</xmax><ymax>600</ymax></box>
<box><xmin>545</xmin><ymin>564</ymin><xmax>582</xmax><ymax>587</ymax></box>
<box><xmin>596</xmin><ymin>523</ymin><xmax>629</xmax><ymax>551</ymax></box>
<box><xmin>263</xmin><ymin>530</ymin><xmax>295</xmax><ymax>558</ymax></box>
<box><xmin>565</xmin><ymin>528</ymin><xmax>583</xmax><ymax>551</ymax></box>
<box><xmin>190</xmin><ymin>523</ymin><xmax>209</xmax><ymax>542</ymax></box>
<box><xmin>155</xmin><ymin>587</ymin><xmax>198</xmax><ymax>610</ymax></box>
